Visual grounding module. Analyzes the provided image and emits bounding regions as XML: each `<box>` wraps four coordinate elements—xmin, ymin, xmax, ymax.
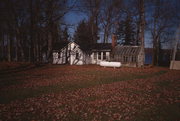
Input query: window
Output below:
<box><xmin>123</xmin><ymin>56</ymin><xmax>128</xmax><ymax>62</ymax></box>
<box><xmin>131</xmin><ymin>56</ymin><xmax>133</xmax><ymax>62</ymax></box>
<box><xmin>103</xmin><ymin>52</ymin><xmax>106</xmax><ymax>60</ymax></box>
<box><xmin>98</xmin><ymin>52</ymin><xmax>101</xmax><ymax>60</ymax></box>
<box><xmin>132</xmin><ymin>56</ymin><xmax>136</xmax><ymax>62</ymax></box>
<box><xmin>126</xmin><ymin>57</ymin><xmax>128</xmax><ymax>62</ymax></box>
<box><xmin>94</xmin><ymin>52</ymin><xmax>97</xmax><ymax>59</ymax></box>
<box><xmin>76</xmin><ymin>52</ymin><xmax>79</xmax><ymax>59</ymax></box>
<box><xmin>58</xmin><ymin>52</ymin><xmax>60</xmax><ymax>58</ymax></box>
<box><xmin>73</xmin><ymin>46</ymin><xmax>76</xmax><ymax>50</ymax></box>
<box><xmin>123</xmin><ymin>56</ymin><xmax>126</xmax><ymax>62</ymax></box>
<box><xmin>131</xmin><ymin>56</ymin><xmax>136</xmax><ymax>62</ymax></box>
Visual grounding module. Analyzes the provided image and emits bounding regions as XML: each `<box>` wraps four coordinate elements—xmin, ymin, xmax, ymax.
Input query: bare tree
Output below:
<box><xmin>147</xmin><ymin>0</ymin><xmax>175</xmax><ymax>65</ymax></box>
<box><xmin>99</xmin><ymin>0</ymin><xmax>122</xmax><ymax>43</ymax></box>
<box><xmin>78</xmin><ymin>0</ymin><xmax>101</xmax><ymax>43</ymax></box>
<box><xmin>43</xmin><ymin>0</ymin><xmax>76</xmax><ymax>62</ymax></box>
<box><xmin>138</xmin><ymin>0</ymin><xmax>145</xmax><ymax>66</ymax></box>
<box><xmin>1</xmin><ymin>0</ymin><xmax>13</xmax><ymax>62</ymax></box>
<box><xmin>0</xmin><ymin>0</ymin><xmax>75</xmax><ymax>62</ymax></box>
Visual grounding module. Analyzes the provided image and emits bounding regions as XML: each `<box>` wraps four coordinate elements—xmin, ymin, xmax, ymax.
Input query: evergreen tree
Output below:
<box><xmin>62</xmin><ymin>27</ymin><xmax>69</xmax><ymax>41</ymax></box>
<box><xmin>116</xmin><ymin>13</ymin><xmax>136</xmax><ymax>45</ymax></box>
<box><xmin>74</xmin><ymin>20</ymin><xmax>93</xmax><ymax>51</ymax></box>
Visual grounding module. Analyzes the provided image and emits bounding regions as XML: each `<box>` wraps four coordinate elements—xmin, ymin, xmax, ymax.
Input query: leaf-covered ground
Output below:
<box><xmin>0</xmin><ymin>63</ymin><xmax>180</xmax><ymax>121</ymax></box>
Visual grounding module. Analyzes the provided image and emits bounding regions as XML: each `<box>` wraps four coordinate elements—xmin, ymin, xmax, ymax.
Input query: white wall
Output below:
<box><xmin>53</xmin><ymin>42</ymin><xmax>89</xmax><ymax>65</ymax></box>
<box><xmin>69</xmin><ymin>42</ymin><xmax>84</xmax><ymax>65</ymax></box>
<box><xmin>91</xmin><ymin>51</ymin><xmax>110</xmax><ymax>64</ymax></box>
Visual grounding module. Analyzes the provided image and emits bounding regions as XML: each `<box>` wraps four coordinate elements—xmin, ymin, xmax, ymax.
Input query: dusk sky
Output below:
<box><xmin>64</xmin><ymin>11</ymin><xmax>87</xmax><ymax>37</ymax></box>
<box><xmin>64</xmin><ymin>11</ymin><xmax>154</xmax><ymax>47</ymax></box>
<box><xmin>64</xmin><ymin>0</ymin><xmax>180</xmax><ymax>48</ymax></box>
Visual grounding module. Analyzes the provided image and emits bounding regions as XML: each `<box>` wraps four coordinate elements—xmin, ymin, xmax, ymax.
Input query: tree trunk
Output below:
<box><xmin>14</xmin><ymin>36</ymin><xmax>18</xmax><ymax>61</ymax></box>
<box><xmin>172</xmin><ymin>26</ymin><xmax>180</xmax><ymax>61</ymax></box>
<box><xmin>29</xmin><ymin>46</ymin><xmax>31</xmax><ymax>62</ymax></box>
<box><xmin>47</xmin><ymin>31</ymin><xmax>52</xmax><ymax>62</ymax></box>
<box><xmin>103</xmin><ymin>27</ymin><xmax>107</xmax><ymax>43</ymax></box>
<box><xmin>152</xmin><ymin>0</ymin><xmax>160</xmax><ymax>66</ymax></box>
<box><xmin>157</xmin><ymin>36</ymin><xmax>161</xmax><ymax>65</ymax></box>
<box><xmin>30</xmin><ymin>0</ymin><xmax>35</xmax><ymax>62</ymax></box>
<box><xmin>0</xmin><ymin>31</ymin><xmax>4</xmax><ymax>61</ymax></box>
<box><xmin>152</xmin><ymin>33</ymin><xmax>157</xmax><ymax>66</ymax></box>
<box><xmin>33</xmin><ymin>38</ymin><xmax>36</xmax><ymax>62</ymax></box>
<box><xmin>15</xmin><ymin>28</ymin><xmax>20</xmax><ymax>61</ymax></box>
<box><xmin>139</xmin><ymin>0</ymin><xmax>145</xmax><ymax>66</ymax></box>
<box><xmin>136</xmin><ymin>21</ymin><xmax>140</xmax><ymax>45</ymax></box>
<box><xmin>36</xmin><ymin>39</ymin><xmax>39</xmax><ymax>62</ymax></box>
<box><xmin>19</xmin><ymin>39</ymin><xmax>25</xmax><ymax>61</ymax></box>
<box><xmin>39</xmin><ymin>34</ymin><xmax>42</xmax><ymax>62</ymax></box>
<box><xmin>7</xmin><ymin>35</ymin><xmax>11</xmax><ymax>62</ymax></box>
<box><xmin>65</xmin><ymin>45</ymin><xmax>68</xmax><ymax>64</ymax></box>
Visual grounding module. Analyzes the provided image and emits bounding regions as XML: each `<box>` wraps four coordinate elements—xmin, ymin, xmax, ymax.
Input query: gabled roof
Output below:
<box><xmin>114</xmin><ymin>45</ymin><xmax>141</xmax><ymax>56</ymax></box>
<box><xmin>92</xmin><ymin>43</ymin><xmax>112</xmax><ymax>51</ymax></box>
<box><xmin>53</xmin><ymin>42</ymin><xmax>112</xmax><ymax>52</ymax></box>
<box><xmin>53</xmin><ymin>41</ymin><xmax>84</xmax><ymax>53</ymax></box>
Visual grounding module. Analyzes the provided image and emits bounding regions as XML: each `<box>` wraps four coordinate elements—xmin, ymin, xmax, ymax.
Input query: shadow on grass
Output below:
<box><xmin>134</xmin><ymin>103</ymin><xmax>180</xmax><ymax>121</ymax></box>
<box><xmin>0</xmin><ymin>63</ymin><xmax>45</xmax><ymax>75</ymax></box>
<box><xmin>0</xmin><ymin>63</ymin><xmax>47</xmax><ymax>87</ymax></box>
<box><xmin>0</xmin><ymin>70</ymin><xmax>168</xmax><ymax>104</ymax></box>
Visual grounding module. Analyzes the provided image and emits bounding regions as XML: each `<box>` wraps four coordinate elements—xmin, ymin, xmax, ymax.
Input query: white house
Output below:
<box><xmin>53</xmin><ymin>41</ymin><xmax>91</xmax><ymax>65</ymax></box>
<box><xmin>52</xmin><ymin>42</ymin><xmax>112</xmax><ymax>65</ymax></box>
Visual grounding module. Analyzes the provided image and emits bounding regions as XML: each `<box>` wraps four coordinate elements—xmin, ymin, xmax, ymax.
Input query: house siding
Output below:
<box><xmin>53</xmin><ymin>42</ymin><xmax>89</xmax><ymax>65</ymax></box>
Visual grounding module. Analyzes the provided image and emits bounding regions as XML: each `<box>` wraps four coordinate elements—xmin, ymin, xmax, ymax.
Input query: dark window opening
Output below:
<box><xmin>98</xmin><ymin>52</ymin><xmax>101</xmax><ymax>60</ymax></box>
<box><xmin>133</xmin><ymin>56</ymin><xmax>137</xmax><ymax>62</ymax></box>
<box><xmin>103</xmin><ymin>52</ymin><xmax>106</xmax><ymax>60</ymax></box>
<box><xmin>76</xmin><ymin>52</ymin><xmax>79</xmax><ymax>59</ymax></box>
<box><xmin>123</xmin><ymin>56</ymin><xmax>126</xmax><ymax>62</ymax></box>
<box><xmin>123</xmin><ymin>56</ymin><xmax>128</xmax><ymax>62</ymax></box>
<box><xmin>73</xmin><ymin>46</ymin><xmax>76</xmax><ymax>50</ymax></box>
<box><xmin>94</xmin><ymin>52</ymin><xmax>97</xmax><ymax>59</ymax></box>
<box><xmin>58</xmin><ymin>52</ymin><xmax>60</xmax><ymax>58</ymax></box>
<box><xmin>131</xmin><ymin>56</ymin><xmax>133</xmax><ymax>62</ymax></box>
<box><xmin>126</xmin><ymin>57</ymin><xmax>128</xmax><ymax>62</ymax></box>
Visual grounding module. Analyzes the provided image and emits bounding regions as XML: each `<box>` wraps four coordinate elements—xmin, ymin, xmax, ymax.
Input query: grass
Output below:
<box><xmin>157</xmin><ymin>80</ymin><xmax>172</xmax><ymax>88</ymax></box>
<box><xmin>133</xmin><ymin>75</ymin><xmax>180</xmax><ymax>121</ymax></box>
<box><xmin>0</xmin><ymin>64</ymin><xmax>179</xmax><ymax>121</ymax></box>
<box><xmin>134</xmin><ymin>103</ymin><xmax>180</xmax><ymax>121</ymax></box>
<box><xmin>0</xmin><ymin>63</ymin><xmax>46</xmax><ymax>87</ymax></box>
<box><xmin>0</xmin><ymin>68</ymin><xmax>167</xmax><ymax>104</ymax></box>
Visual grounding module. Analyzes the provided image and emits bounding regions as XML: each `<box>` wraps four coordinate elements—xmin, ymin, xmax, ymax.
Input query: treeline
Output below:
<box><xmin>74</xmin><ymin>0</ymin><xmax>179</xmax><ymax>65</ymax></box>
<box><xmin>0</xmin><ymin>0</ymin><xmax>179</xmax><ymax>66</ymax></box>
<box><xmin>0</xmin><ymin>0</ymin><xmax>72</xmax><ymax>62</ymax></box>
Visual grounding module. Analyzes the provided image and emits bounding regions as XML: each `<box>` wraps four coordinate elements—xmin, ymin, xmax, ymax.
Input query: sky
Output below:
<box><xmin>64</xmin><ymin>0</ymin><xmax>180</xmax><ymax>48</ymax></box>
<box><xmin>64</xmin><ymin>0</ymin><xmax>88</xmax><ymax>39</ymax></box>
<box><xmin>65</xmin><ymin>12</ymin><xmax>153</xmax><ymax>48</ymax></box>
<box><xmin>64</xmin><ymin>12</ymin><xmax>87</xmax><ymax>38</ymax></box>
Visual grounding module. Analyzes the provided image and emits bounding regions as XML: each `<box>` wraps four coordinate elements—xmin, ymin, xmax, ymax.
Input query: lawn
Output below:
<box><xmin>0</xmin><ymin>63</ymin><xmax>180</xmax><ymax>121</ymax></box>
